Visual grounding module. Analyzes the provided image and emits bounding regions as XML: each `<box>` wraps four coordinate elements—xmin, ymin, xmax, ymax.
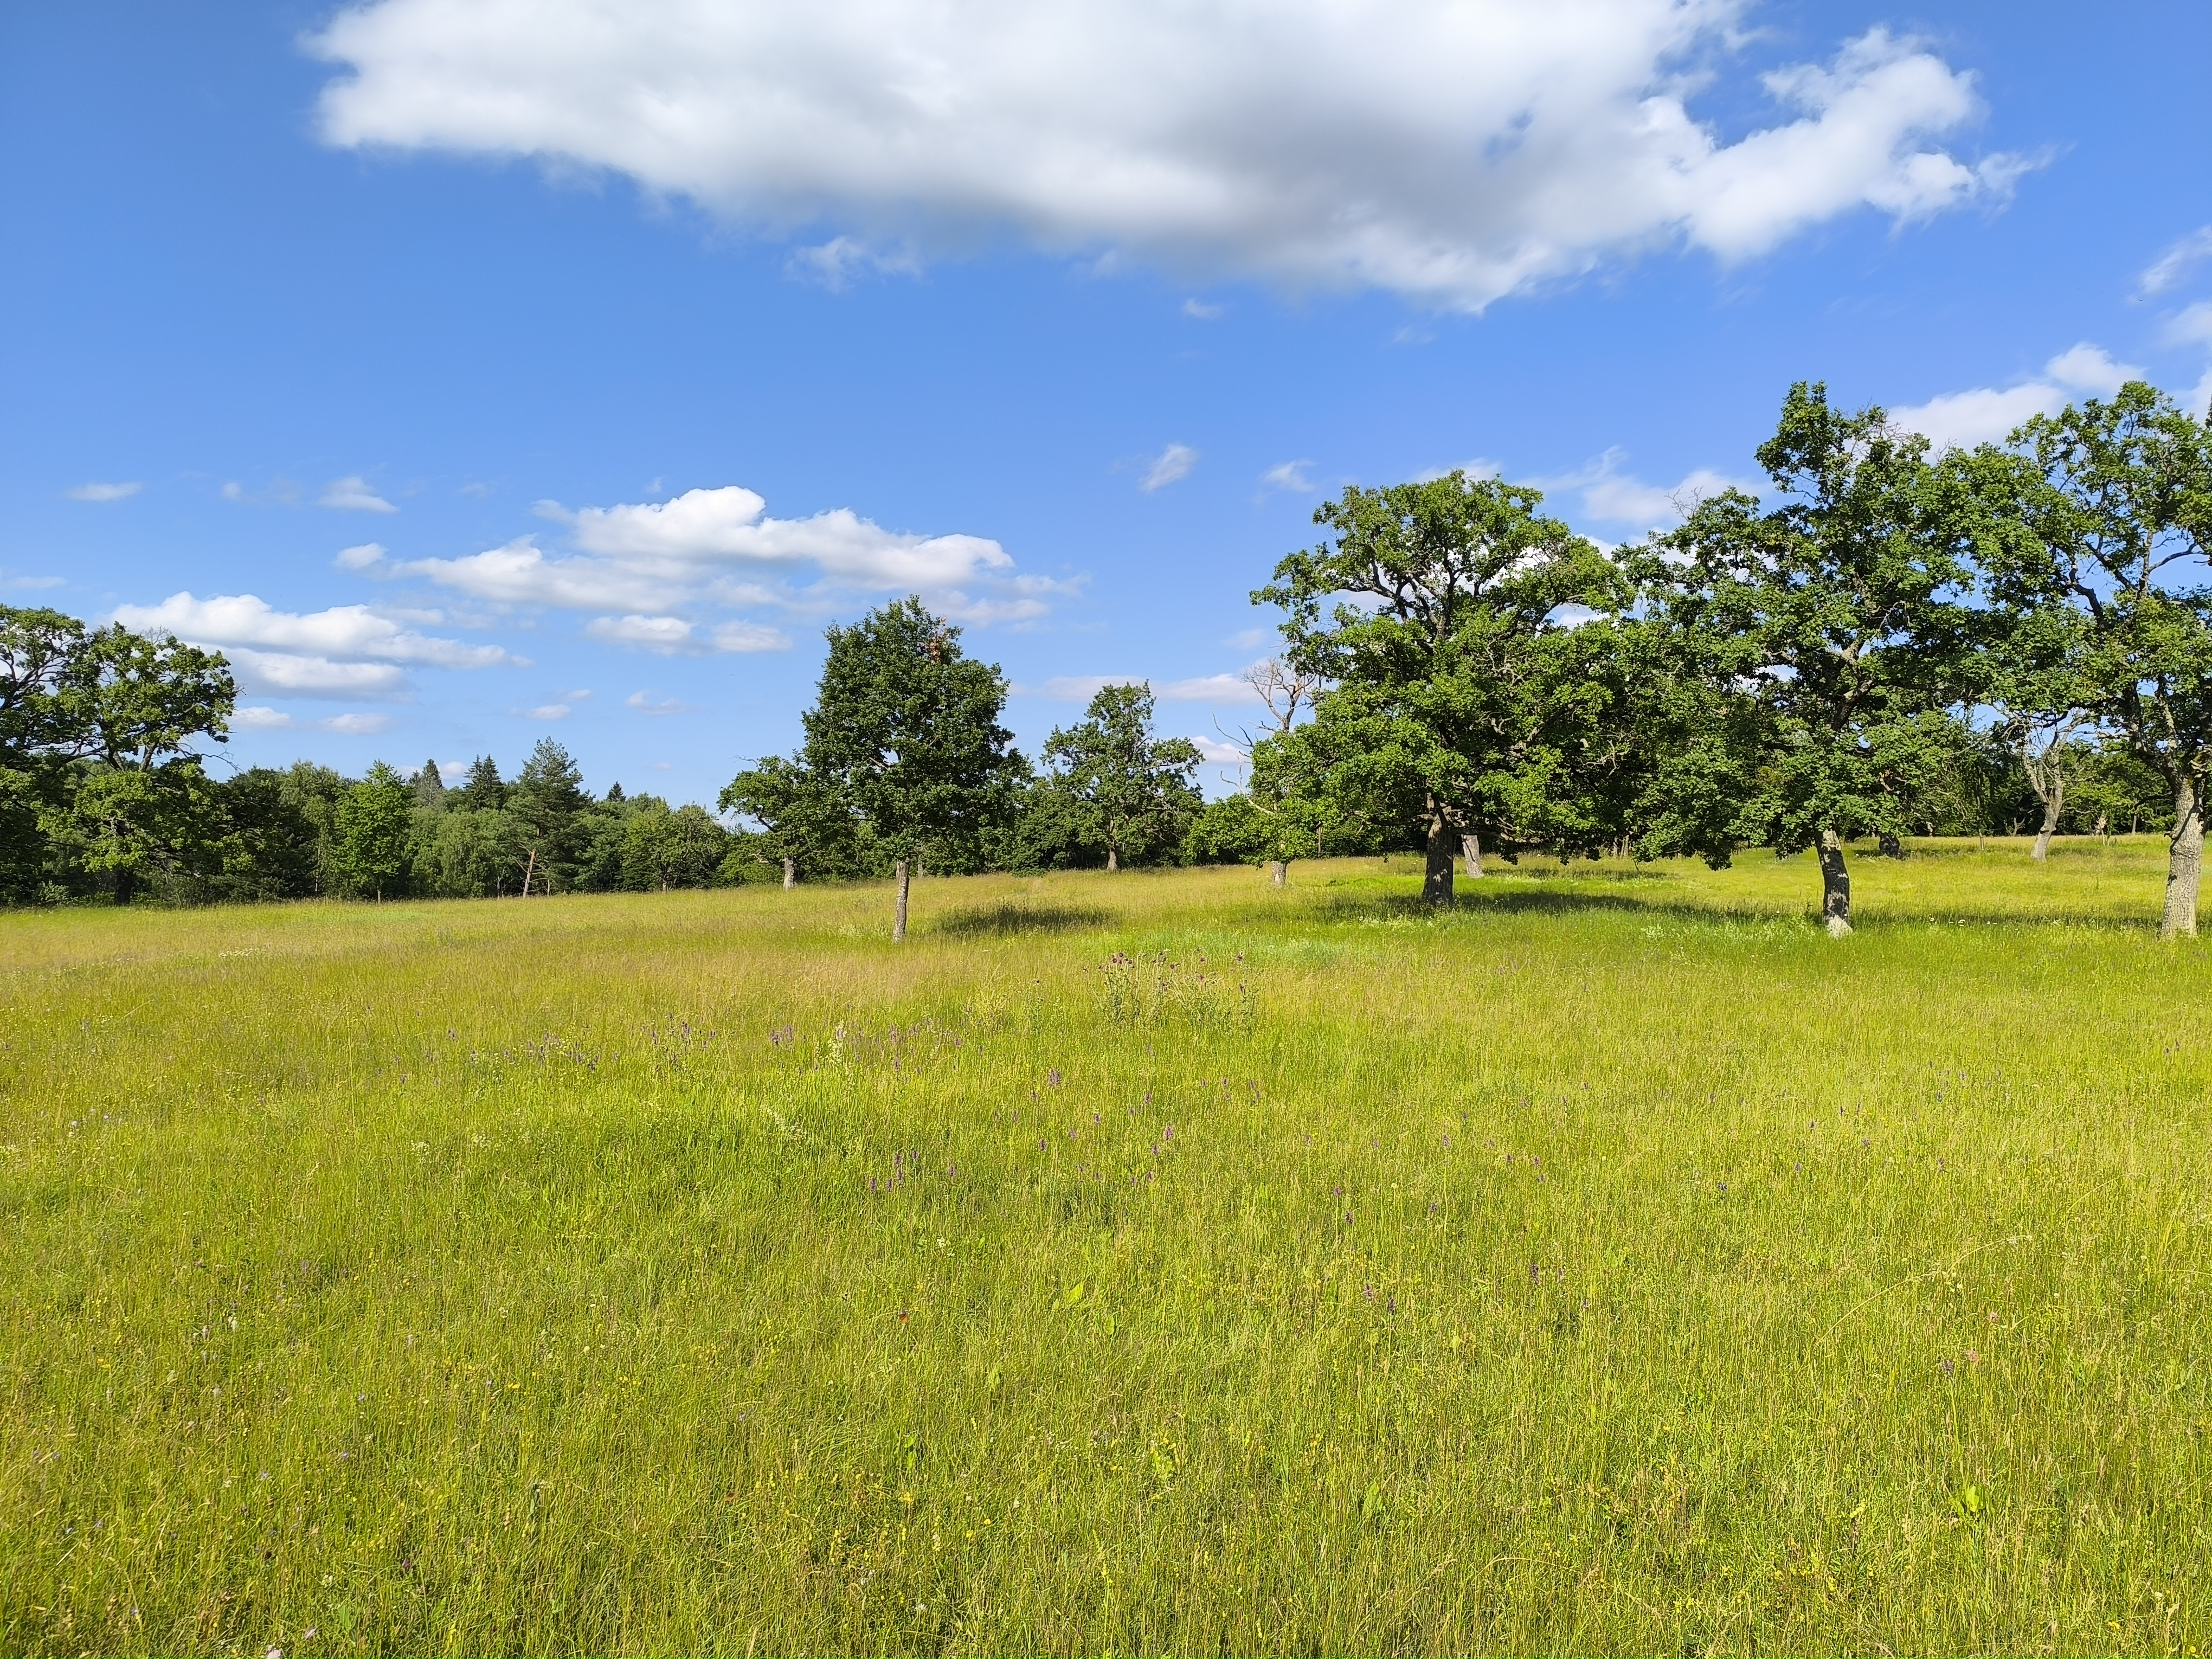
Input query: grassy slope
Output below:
<box><xmin>2</xmin><ymin>840</ymin><xmax>2208</xmax><ymax>1656</ymax></box>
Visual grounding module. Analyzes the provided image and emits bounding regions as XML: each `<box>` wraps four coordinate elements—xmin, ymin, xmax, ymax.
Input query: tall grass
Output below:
<box><xmin>3</xmin><ymin>840</ymin><xmax>2208</xmax><ymax>1655</ymax></box>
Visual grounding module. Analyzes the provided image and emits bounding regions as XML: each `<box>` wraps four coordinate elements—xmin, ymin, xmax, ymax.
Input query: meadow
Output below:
<box><xmin>3</xmin><ymin>839</ymin><xmax>2209</xmax><ymax>1656</ymax></box>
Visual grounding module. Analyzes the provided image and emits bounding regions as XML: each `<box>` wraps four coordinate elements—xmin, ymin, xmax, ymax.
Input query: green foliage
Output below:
<box><xmin>619</xmin><ymin>800</ymin><xmax>732</xmax><ymax>891</ymax></box>
<box><xmin>724</xmin><ymin>597</ymin><xmax>1025</xmax><ymax>885</ymax></box>
<box><xmin>1634</xmin><ymin>383</ymin><xmax>1982</xmax><ymax>867</ymax></box>
<box><xmin>1972</xmin><ymin>382</ymin><xmax>2212</xmax><ymax>816</ymax></box>
<box><xmin>1257</xmin><ymin>471</ymin><xmax>1631</xmax><ymax>872</ymax></box>
<box><xmin>331</xmin><ymin>762</ymin><xmax>415</xmax><ymax>900</ymax></box>
<box><xmin>1028</xmin><ymin>682</ymin><xmax>1202</xmax><ymax>870</ymax></box>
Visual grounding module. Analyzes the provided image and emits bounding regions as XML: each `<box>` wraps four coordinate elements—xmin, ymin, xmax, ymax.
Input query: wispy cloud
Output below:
<box><xmin>318</xmin><ymin>474</ymin><xmax>397</xmax><ymax>513</ymax></box>
<box><xmin>233</xmin><ymin>706</ymin><xmax>394</xmax><ymax>734</ymax></box>
<box><xmin>1182</xmin><ymin>299</ymin><xmax>1224</xmax><ymax>320</ymax></box>
<box><xmin>626</xmin><ymin>690</ymin><xmax>693</xmax><ymax>715</ymax></box>
<box><xmin>787</xmin><ymin>235</ymin><xmax>922</xmax><ymax>288</ymax></box>
<box><xmin>66</xmin><ymin>481</ymin><xmax>140</xmax><ymax>503</ymax></box>
<box><xmin>2140</xmin><ymin>227</ymin><xmax>2212</xmax><ymax>297</ymax></box>
<box><xmin>1259</xmin><ymin>460</ymin><xmax>1316</xmax><ymax>494</ymax></box>
<box><xmin>1141</xmin><ymin>443</ymin><xmax>1199</xmax><ymax>492</ymax></box>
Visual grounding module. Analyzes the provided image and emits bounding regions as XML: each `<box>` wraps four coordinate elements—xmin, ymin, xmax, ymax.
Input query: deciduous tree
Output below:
<box><xmin>1634</xmin><ymin>384</ymin><xmax>1980</xmax><ymax>934</ymax></box>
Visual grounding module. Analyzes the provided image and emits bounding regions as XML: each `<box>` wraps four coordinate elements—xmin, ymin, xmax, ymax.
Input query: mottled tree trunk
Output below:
<box><xmin>892</xmin><ymin>859</ymin><xmax>910</xmax><ymax>943</ymax></box>
<box><xmin>1423</xmin><ymin>811</ymin><xmax>1455</xmax><ymax>908</ymax></box>
<box><xmin>1107</xmin><ymin>846</ymin><xmax>1119</xmax><ymax>873</ymax></box>
<box><xmin>1461</xmin><ymin>831</ymin><xmax>1483</xmax><ymax>879</ymax></box>
<box><xmin>2160</xmin><ymin>777</ymin><xmax>2201</xmax><ymax>941</ymax></box>
<box><xmin>1817</xmin><ymin>829</ymin><xmax>1851</xmax><ymax>937</ymax></box>
<box><xmin>2031</xmin><ymin>780</ymin><xmax>2063</xmax><ymax>861</ymax></box>
<box><xmin>520</xmin><ymin>847</ymin><xmax>537</xmax><ymax>898</ymax></box>
<box><xmin>781</xmin><ymin>857</ymin><xmax>795</xmax><ymax>890</ymax></box>
<box><xmin>1268</xmin><ymin>859</ymin><xmax>1287</xmax><ymax>888</ymax></box>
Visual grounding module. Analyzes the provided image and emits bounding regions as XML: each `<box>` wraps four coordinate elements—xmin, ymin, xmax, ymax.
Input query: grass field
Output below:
<box><xmin>4</xmin><ymin>839</ymin><xmax>2210</xmax><ymax>1656</ymax></box>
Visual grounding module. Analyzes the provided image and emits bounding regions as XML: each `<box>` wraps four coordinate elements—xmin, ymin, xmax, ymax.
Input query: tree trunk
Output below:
<box><xmin>782</xmin><ymin>857</ymin><xmax>795</xmax><ymax>890</ymax></box>
<box><xmin>1423</xmin><ymin>812</ymin><xmax>1455</xmax><ymax>909</ymax></box>
<box><xmin>892</xmin><ymin>859</ymin><xmax>910</xmax><ymax>943</ymax></box>
<box><xmin>1817</xmin><ymin>829</ymin><xmax>1851</xmax><ymax>937</ymax></box>
<box><xmin>1461</xmin><ymin>831</ymin><xmax>1483</xmax><ymax>879</ymax></box>
<box><xmin>1268</xmin><ymin>859</ymin><xmax>1287</xmax><ymax>888</ymax></box>
<box><xmin>112</xmin><ymin>868</ymin><xmax>135</xmax><ymax>906</ymax></box>
<box><xmin>2031</xmin><ymin>779</ymin><xmax>2063</xmax><ymax>861</ymax></box>
<box><xmin>2160</xmin><ymin>777</ymin><xmax>2201</xmax><ymax>940</ymax></box>
<box><xmin>1107</xmin><ymin>846</ymin><xmax>1118</xmax><ymax>873</ymax></box>
<box><xmin>520</xmin><ymin>847</ymin><xmax>537</xmax><ymax>897</ymax></box>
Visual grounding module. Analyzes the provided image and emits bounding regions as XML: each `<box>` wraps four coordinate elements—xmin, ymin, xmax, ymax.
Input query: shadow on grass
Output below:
<box><xmin>935</xmin><ymin>902</ymin><xmax>1115</xmax><ymax>938</ymax></box>
<box><xmin>1321</xmin><ymin>883</ymin><xmax>2157</xmax><ymax>935</ymax></box>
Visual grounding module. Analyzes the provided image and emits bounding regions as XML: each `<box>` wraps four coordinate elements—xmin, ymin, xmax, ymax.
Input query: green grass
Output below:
<box><xmin>4</xmin><ymin>839</ymin><xmax>2210</xmax><ymax>1656</ymax></box>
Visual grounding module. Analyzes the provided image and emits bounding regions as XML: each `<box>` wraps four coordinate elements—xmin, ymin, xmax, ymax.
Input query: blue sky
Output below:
<box><xmin>4</xmin><ymin>0</ymin><xmax>2208</xmax><ymax>807</ymax></box>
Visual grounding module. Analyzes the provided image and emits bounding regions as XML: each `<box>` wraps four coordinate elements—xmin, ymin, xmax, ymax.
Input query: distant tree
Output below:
<box><xmin>411</xmin><ymin>758</ymin><xmax>447</xmax><ymax>810</ymax></box>
<box><xmin>510</xmin><ymin>737</ymin><xmax>589</xmax><ymax>893</ymax></box>
<box><xmin>189</xmin><ymin>768</ymin><xmax>324</xmax><ymax>902</ymax></box>
<box><xmin>332</xmin><ymin>761</ymin><xmax>414</xmax><ymax>900</ymax></box>
<box><xmin>742</xmin><ymin>597</ymin><xmax>1024</xmax><ymax>938</ymax></box>
<box><xmin>1967</xmin><ymin>382</ymin><xmax>2212</xmax><ymax>934</ymax></box>
<box><xmin>620</xmin><ymin>800</ymin><xmax>731</xmax><ymax>890</ymax></box>
<box><xmin>455</xmin><ymin>755</ymin><xmax>507</xmax><ymax>811</ymax></box>
<box><xmin>1034</xmin><ymin>683</ymin><xmax>1201</xmax><ymax>871</ymax></box>
<box><xmin>719</xmin><ymin>754</ymin><xmax>859</xmax><ymax>889</ymax></box>
<box><xmin>1632</xmin><ymin>383</ymin><xmax>1981</xmax><ymax>933</ymax></box>
<box><xmin>1257</xmin><ymin>470</ymin><xmax>1629</xmax><ymax>907</ymax></box>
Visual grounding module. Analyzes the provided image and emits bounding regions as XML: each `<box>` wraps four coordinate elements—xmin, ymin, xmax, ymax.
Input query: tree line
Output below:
<box><xmin>731</xmin><ymin>379</ymin><xmax>2210</xmax><ymax>938</ymax></box>
<box><xmin>4</xmin><ymin>379</ymin><xmax>2204</xmax><ymax>928</ymax></box>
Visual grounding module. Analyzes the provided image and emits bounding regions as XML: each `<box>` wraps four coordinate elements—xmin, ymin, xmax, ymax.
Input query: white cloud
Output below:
<box><xmin>1182</xmin><ymin>299</ymin><xmax>1224</xmax><ymax>320</ymax></box>
<box><xmin>1891</xmin><ymin>343</ymin><xmax>2145</xmax><ymax>451</ymax></box>
<box><xmin>1192</xmin><ymin>735</ymin><xmax>1247</xmax><ymax>766</ymax></box>
<box><xmin>626</xmin><ymin>690</ymin><xmax>692</xmax><ymax>715</ymax></box>
<box><xmin>398</xmin><ymin>485</ymin><xmax>1046</xmax><ymax>642</ymax></box>
<box><xmin>1538</xmin><ymin>448</ymin><xmax>1752</xmax><ymax>528</ymax></box>
<box><xmin>335</xmin><ymin>542</ymin><xmax>388</xmax><ymax>570</ymax></box>
<box><xmin>324</xmin><ymin>712</ymin><xmax>394</xmax><ymax>735</ymax></box>
<box><xmin>113</xmin><ymin>591</ymin><xmax>520</xmax><ymax>701</ymax></box>
<box><xmin>1160</xmin><ymin>672</ymin><xmax>1262</xmax><ymax>703</ymax></box>
<box><xmin>1028</xmin><ymin>669</ymin><xmax>1262</xmax><ymax>704</ymax></box>
<box><xmin>1141</xmin><ymin>443</ymin><xmax>1198</xmax><ymax>492</ymax></box>
<box><xmin>583</xmin><ymin>613</ymin><xmax>791</xmax><ymax>654</ymax></box>
<box><xmin>3</xmin><ymin>571</ymin><xmax>65</xmax><ymax>591</ymax></box>
<box><xmin>230</xmin><ymin>706</ymin><xmax>394</xmax><ymax>734</ymax></box>
<box><xmin>66</xmin><ymin>481</ymin><xmax>140</xmax><ymax>503</ymax></box>
<box><xmin>1261</xmin><ymin>460</ymin><xmax>1316</xmax><ymax>494</ymax></box>
<box><xmin>319</xmin><ymin>475</ymin><xmax>397</xmax><ymax>513</ymax></box>
<box><xmin>114</xmin><ymin>591</ymin><xmax>516</xmax><ymax>669</ymax></box>
<box><xmin>312</xmin><ymin>5</ymin><xmax>2024</xmax><ymax>312</ymax></box>
<box><xmin>222</xmin><ymin>650</ymin><xmax>411</xmax><ymax>699</ymax></box>
<box><xmin>2140</xmin><ymin>227</ymin><xmax>2212</xmax><ymax>297</ymax></box>
<box><xmin>529</xmin><ymin>703</ymin><xmax>571</xmax><ymax>719</ymax></box>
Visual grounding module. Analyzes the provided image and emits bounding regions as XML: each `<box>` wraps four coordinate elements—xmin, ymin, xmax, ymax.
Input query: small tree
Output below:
<box><xmin>740</xmin><ymin>597</ymin><xmax>1024</xmax><ymax>939</ymax></box>
<box><xmin>1970</xmin><ymin>382</ymin><xmax>2212</xmax><ymax>934</ymax></box>
<box><xmin>1038</xmin><ymin>683</ymin><xmax>1201</xmax><ymax>871</ymax></box>
<box><xmin>1257</xmin><ymin>471</ymin><xmax>1628</xmax><ymax>907</ymax></box>
<box><xmin>332</xmin><ymin>761</ymin><xmax>414</xmax><ymax>900</ymax></box>
<box><xmin>719</xmin><ymin>754</ymin><xmax>859</xmax><ymax>889</ymax></box>
<box><xmin>510</xmin><ymin>737</ymin><xmax>589</xmax><ymax>894</ymax></box>
<box><xmin>1635</xmin><ymin>384</ymin><xmax>1980</xmax><ymax>934</ymax></box>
